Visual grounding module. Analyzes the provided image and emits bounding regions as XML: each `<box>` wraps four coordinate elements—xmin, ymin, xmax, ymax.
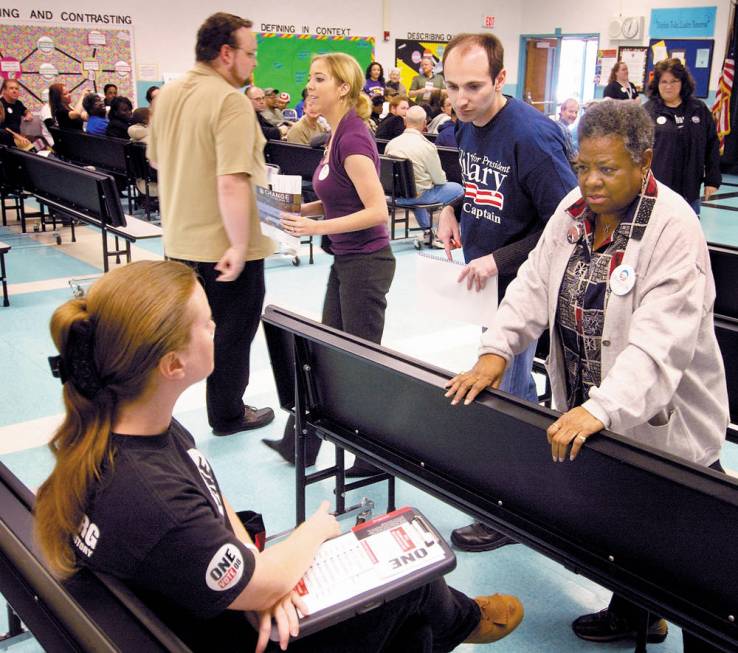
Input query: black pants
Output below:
<box><xmin>608</xmin><ymin>459</ymin><xmax>724</xmax><ymax>652</ymax></box>
<box><xmin>179</xmin><ymin>578</ymin><xmax>478</xmax><ymax>653</ymax></box>
<box><xmin>174</xmin><ymin>258</ymin><xmax>265</xmax><ymax>430</ymax></box>
<box><xmin>281</xmin><ymin>246</ymin><xmax>396</xmax><ymax>444</ymax></box>
<box><xmin>321</xmin><ymin>245</ymin><xmax>396</xmax><ymax>343</ymax></box>
<box><xmin>283</xmin><ymin>578</ymin><xmax>479</xmax><ymax>652</ymax></box>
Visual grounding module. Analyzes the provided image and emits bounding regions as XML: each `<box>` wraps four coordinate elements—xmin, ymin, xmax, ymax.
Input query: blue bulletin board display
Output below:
<box><xmin>136</xmin><ymin>80</ymin><xmax>163</xmax><ymax>107</ymax></box>
<box><xmin>649</xmin><ymin>7</ymin><xmax>717</xmax><ymax>39</ymax></box>
<box><xmin>646</xmin><ymin>39</ymin><xmax>714</xmax><ymax>98</ymax></box>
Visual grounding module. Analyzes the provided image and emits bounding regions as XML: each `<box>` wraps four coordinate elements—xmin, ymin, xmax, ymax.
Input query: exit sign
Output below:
<box><xmin>481</xmin><ymin>15</ymin><xmax>495</xmax><ymax>28</ymax></box>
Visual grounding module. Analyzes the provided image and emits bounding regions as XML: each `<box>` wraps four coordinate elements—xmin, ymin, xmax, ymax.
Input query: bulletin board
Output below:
<box><xmin>254</xmin><ymin>33</ymin><xmax>374</xmax><ymax>103</ymax></box>
<box><xmin>617</xmin><ymin>46</ymin><xmax>649</xmax><ymax>92</ymax></box>
<box><xmin>0</xmin><ymin>23</ymin><xmax>135</xmax><ymax>113</ymax></box>
<box><xmin>646</xmin><ymin>39</ymin><xmax>714</xmax><ymax>98</ymax></box>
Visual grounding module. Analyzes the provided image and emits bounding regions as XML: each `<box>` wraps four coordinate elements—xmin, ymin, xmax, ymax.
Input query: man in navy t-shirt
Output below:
<box><xmin>438</xmin><ymin>32</ymin><xmax>577</xmax><ymax>552</ymax></box>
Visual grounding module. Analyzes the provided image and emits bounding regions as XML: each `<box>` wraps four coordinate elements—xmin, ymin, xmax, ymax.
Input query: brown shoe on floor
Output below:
<box><xmin>464</xmin><ymin>593</ymin><xmax>524</xmax><ymax>644</ymax></box>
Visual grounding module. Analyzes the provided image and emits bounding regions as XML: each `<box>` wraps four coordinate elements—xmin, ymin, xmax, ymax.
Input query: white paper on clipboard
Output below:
<box><xmin>271</xmin><ymin>174</ymin><xmax>302</xmax><ymax>194</ymax></box>
<box><xmin>415</xmin><ymin>252</ymin><xmax>498</xmax><ymax>327</ymax></box>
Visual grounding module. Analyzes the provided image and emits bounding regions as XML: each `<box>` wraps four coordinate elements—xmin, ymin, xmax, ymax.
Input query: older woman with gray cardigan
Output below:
<box><xmin>445</xmin><ymin>101</ymin><xmax>727</xmax><ymax>651</ymax></box>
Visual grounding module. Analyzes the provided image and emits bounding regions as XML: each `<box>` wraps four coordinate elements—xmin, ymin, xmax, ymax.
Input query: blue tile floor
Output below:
<box><xmin>2</xmin><ymin>186</ymin><xmax>738</xmax><ymax>651</ymax></box>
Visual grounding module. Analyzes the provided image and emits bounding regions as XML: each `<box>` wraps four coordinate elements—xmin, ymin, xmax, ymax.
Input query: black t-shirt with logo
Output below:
<box><xmin>1</xmin><ymin>97</ymin><xmax>26</xmax><ymax>133</ymax></box>
<box><xmin>73</xmin><ymin>420</ymin><xmax>258</xmax><ymax>650</ymax></box>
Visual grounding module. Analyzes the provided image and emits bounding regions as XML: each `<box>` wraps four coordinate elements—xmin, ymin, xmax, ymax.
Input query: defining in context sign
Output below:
<box><xmin>649</xmin><ymin>7</ymin><xmax>717</xmax><ymax>39</ymax></box>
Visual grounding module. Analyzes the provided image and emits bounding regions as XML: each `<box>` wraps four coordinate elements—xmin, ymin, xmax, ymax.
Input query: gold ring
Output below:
<box><xmin>575</xmin><ymin>434</ymin><xmax>587</xmax><ymax>444</ymax></box>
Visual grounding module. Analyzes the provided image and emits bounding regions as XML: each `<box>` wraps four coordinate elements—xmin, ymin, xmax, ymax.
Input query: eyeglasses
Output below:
<box><xmin>230</xmin><ymin>45</ymin><xmax>256</xmax><ymax>59</ymax></box>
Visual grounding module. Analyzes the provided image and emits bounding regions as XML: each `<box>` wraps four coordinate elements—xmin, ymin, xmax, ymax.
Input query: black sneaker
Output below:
<box><xmin>450</xmin><ymin>522</ymin><xmax>517</xmax><ymax>552</ymax></box>
<box><xmin>572</xmin><ymin>609</ymin><xmax>668</xmax><ymax>643</ymax></box>
<box><xmin>212</xmin><ymin>406</ymin><xmax>275</xmax><ymax>436</ymax></box>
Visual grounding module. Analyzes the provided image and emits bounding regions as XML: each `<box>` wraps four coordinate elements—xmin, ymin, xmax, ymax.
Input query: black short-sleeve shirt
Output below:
<box><xmin>1</xmin><ymin>98</ymin><xmax>26</xmax><ymax>133</ymax></box>
<box><xmin>73</xmin><ymin>420</ymin><xmax>257</xmax><ymax>649</ymax></box>
<box><xmin>603</xmin><ymin>81</ymin><xmax>638</xmax><ymax>101</ymax></box>
<box><xmin>55</xmin><ymin>108</ymin><xmax>84</xmax><ymax>130</ymax></box>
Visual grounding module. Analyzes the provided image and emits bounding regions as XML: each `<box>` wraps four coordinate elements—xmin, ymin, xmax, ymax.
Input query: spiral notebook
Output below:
<box><xmin>415</xmin><ymin>251</ymin><xmax>498</xmax><ymax>327</ymax></box>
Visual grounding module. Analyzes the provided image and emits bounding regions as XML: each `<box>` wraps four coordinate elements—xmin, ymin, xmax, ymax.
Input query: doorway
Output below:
<box><xmin>557</xmin><ymin>36</ymin><xmax>599</xmax><ymax>106</ymax></box>
<box><xmin>522</xmin><ymin>38</ymin><xmax>558</xmax><ymax>114</ymax></box>
<box><xmin>518</xmin><ymin>33</ymin><xmax>599</xmax><ymax>116</ymax></box>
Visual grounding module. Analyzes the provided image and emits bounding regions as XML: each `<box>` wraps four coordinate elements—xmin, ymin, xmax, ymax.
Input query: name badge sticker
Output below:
<box><xmin>610</xmin><ymin>264</ymin><xmax>636</xmax><ymax>296</ymax></box>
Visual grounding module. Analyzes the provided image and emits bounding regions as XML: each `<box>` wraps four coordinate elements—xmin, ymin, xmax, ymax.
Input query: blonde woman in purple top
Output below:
<box><xmin>264</xmin><ymin>53</ymin><xmax>396</xmax><ymax>475</ymax></box>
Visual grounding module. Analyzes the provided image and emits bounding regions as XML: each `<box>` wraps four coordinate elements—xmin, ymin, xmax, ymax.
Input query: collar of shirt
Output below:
<box><xmin>192</xmin><ymin>61</ymin><xmax>231</xmax><ymax>84</ymax></box>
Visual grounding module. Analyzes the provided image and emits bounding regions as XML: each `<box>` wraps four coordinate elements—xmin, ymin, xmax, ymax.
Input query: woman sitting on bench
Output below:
<box><xmin>48</xmin><ymin>82</ymin><xmax>88</xmax><ymax>131</ymax></box>
<box><xmin>35</xmin><ymin>260</ymin><xmax>523</xmax><ymax>653</ymax></box>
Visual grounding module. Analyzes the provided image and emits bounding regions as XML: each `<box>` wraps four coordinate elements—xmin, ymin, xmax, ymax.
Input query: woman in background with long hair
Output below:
<box><xmin>48</xmin><ymin>82</ymin><xmax>88</xmax><ymax>130</ymax></box>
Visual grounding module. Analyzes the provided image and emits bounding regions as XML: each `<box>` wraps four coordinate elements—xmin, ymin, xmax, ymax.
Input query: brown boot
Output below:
<box><xmin>464</xmin><ymin>593</ymin><xmax>524</xmax><ymax>644</ymax></box>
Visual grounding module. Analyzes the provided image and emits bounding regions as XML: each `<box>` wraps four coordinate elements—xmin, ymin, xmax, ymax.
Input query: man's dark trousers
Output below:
<box><xmin>176</xmin><ymin>258</ymin><xmax>265</xmax><ymax>430</ymax></box>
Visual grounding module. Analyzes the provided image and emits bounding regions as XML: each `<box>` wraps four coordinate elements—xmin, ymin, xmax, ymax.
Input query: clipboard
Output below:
<box><xmin>270</xmin><ymin>506</ymin><xmax>456</xmax><ymax>641</ymax></box>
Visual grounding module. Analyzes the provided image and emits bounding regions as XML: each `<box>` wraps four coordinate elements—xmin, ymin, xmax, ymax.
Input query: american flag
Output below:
<box><xmin>712</xmin><ymin>9</ymin><xmax>737</xmax><ymax>155</ymax></box>
<box><xmin>464</xmin><ymin>181</ymin><xmax>504</xmax><ymax>210</ymax></box>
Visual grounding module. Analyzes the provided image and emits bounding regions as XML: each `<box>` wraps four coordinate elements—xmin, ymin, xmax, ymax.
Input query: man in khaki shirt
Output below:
<box><xmin>285</xmin><ymin>98</ymin><xmax>329</xmax><ymax>145</ymax></box>
<box><xmin>148</xmin><ymin>12</ymin><xmax>275</xmax><ymax>435</ymax></box>
<box><xmin>408</xmin><ymin>55</ymin><xmax>446</xmax><ymax>113</ymax></box>
<box><xmin>385</xmin><ymin>105</ymin><xmax>462</xmax><ymax>244</ymax></box>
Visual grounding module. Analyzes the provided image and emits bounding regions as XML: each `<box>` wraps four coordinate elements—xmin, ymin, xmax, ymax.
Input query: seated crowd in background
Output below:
<box><xmin>385</xmin><ymin>104</ymin><xmax>463</xmax><ymax>246</ymax></box>
<box><xmin>83</xmin><ymin>93</ymin><xmax>108</xmax><ymax>135</ymax></box>
<box><xmin>106</xmin><ymin>96</ymin><xmax>134</xmax><ymax>139</ymax></box>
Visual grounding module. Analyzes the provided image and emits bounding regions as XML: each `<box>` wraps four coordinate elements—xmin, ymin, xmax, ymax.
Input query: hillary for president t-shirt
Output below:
<box><xmin>455</xmin><ymin>96</ymin><xmax>576</xmax><ymax>266</ymax></box>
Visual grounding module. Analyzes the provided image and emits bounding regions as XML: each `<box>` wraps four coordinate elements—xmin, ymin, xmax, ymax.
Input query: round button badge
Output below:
<box><xmin>318</xmin><ymin>164</ymin><xmax>330</xmax><ymax>181</ymax></box>
<box><xmin>567</xmin><ymin>222</ymin><xmax>583</xmax><ymax>244</ymax></box>
<box><xmin>656</xmin><ymin>116</ymin><xmax>667</xmax><ymax>125</ymax></box>
<box><xmin>610</xmin><ymin>264</ymin><xmax>636</xmax><ymax>296</ymax></box>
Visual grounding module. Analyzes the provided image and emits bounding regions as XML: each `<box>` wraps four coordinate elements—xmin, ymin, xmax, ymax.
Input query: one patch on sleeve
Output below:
<box><xmin>205</xmin><ymin>543</ymin><xmax>245</xmax><ymax>592</ymax></box>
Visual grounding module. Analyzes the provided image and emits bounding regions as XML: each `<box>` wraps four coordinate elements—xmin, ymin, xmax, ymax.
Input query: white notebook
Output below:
<box><xmin>415</xmin><ymin>252</ymin><xmax>498</xmax><ymax>327</ymax></box>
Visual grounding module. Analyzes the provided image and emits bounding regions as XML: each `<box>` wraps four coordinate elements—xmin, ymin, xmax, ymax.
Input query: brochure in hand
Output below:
<box><xmin>256</xmin><ymin>185</ymin><xmax>301</xmax><ymax>249</ymax></box>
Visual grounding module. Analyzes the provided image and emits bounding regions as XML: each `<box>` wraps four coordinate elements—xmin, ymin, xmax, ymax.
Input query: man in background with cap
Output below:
<box><xmin>276</xmin><ymin>91</ymin><xmax>291</xmax><ymax>114</ymax></box>
<box><xmin>261</xmin><ymin>88</ymin><xmax>286</xmax><ymax>126</ymax></box>
<box><xmin>246</xmin><ymin>86</ymin><xmax>287</xmax><ymax>140</ymax></box>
